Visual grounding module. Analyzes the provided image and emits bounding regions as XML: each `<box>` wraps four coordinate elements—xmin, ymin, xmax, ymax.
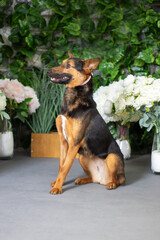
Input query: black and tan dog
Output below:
<box><xmin>47</xmin><ymin>52</ymin><xmax>125</xmax><ymax>194</ymax></box>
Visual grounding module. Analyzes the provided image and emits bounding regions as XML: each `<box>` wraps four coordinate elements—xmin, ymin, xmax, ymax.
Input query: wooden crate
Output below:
<box><xmin>31</xmin><ymin>132</ymin><xmax>60</xmax><ymax>158</ymax></box>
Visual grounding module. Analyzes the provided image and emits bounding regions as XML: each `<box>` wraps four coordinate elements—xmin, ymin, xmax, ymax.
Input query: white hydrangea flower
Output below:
<box><xmin>94</xmin><ymin>74</ymin><xmax>160</xmax><ymax>124</ymax></box>
<box><xmin>104</xmin><ymin>100</ymin><xmax>113</xmax><ymax>115</ymax></box>
<box><xmin>123</xmin><ymin>74</ymin><xmax>135</xmax><ymax>86</ymax></box>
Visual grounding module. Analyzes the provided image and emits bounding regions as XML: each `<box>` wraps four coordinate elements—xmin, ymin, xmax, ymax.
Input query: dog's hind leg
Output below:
<box><xmin>75</xmin><ymin>177</ymin><xmax>92</xmax><ymax>184</ymax></box>
<box><xmin>75</xmin><ymin>155</ymin><xmax>93</xmax><ymax>184</ymax></box>
<box><xmin>105</xmin><ymin>153</ymin><xmax>122</xmax><ymax>190</ymax></box>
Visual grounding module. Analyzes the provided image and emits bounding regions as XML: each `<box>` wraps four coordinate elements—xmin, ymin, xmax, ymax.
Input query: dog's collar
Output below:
<box><xmin>80</xmin><ymin>74</ymin><xmax>92</xmax><ymax>86</ymax></box>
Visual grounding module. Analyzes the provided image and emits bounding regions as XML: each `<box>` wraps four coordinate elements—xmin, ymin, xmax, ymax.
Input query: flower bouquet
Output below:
<box><xmin>93</xmin><ymin>74</ymin><xmax>160</xmax><ymax>159</ymax></box>
<box><xmin>0</xmin><ymin>78</ymin><xmax>40</xmax><ymax>158</ymax></box>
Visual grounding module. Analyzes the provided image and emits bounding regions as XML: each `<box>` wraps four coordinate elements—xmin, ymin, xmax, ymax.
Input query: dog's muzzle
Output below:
<box><xmin>47</xmin><ymin>70</ymin><xmax>72</xmax><ymax>84</ymax></box>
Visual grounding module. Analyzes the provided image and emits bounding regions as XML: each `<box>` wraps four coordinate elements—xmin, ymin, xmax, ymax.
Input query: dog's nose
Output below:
<box><xmin>47</xmin><ymin>69</ymin><xmax>52</xmax><ymax>77</ymax></box>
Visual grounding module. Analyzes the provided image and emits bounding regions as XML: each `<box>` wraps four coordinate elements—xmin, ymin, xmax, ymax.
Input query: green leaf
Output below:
<box><xmin>34</xmin><ymin>35</ymin><xmax>43</xmax><ymax>46</ymax></box>
<box><xmin>9</xmin><ymin>60</ymin><xmax>24</xmax><ymax>74</ymax></box>
<box><xmin>63</xmin><ymin>23</ymin><xmax>80</xmax><ymax>36</ymax></box>
<box><xmin>18</xmin><ymin>70</ymin><xmax>33</xmax><ymax>86</ymax></box>
<box><xmin>11</xmin><ymin>12</ymin><xmax>24</xmax><ymax>25</ymax></box>
<box><xmin>28</xmin><ymin>7</ymin><xmax>46</xmax><ymax>28</ymax></box>
<box><xmin>112</xmin><ymin>22</ymin><xmax>130</xmax><ymax>39</ymax></box>
<box><xmin>16</xmin><ymin>113</ymin><xmax>26</xmax><ymax>123</ymax></box>
<box><xmin>70</xmin><ymin>0</ymin><xmax>83</xmax><ymax>10</ymax></box>
<box><xmin>157</xmin><ymin>20</ymin><xmax>160</xmax><ymax>28</ymax></box>
<box><xmin>107</xmin><ymin>46</ymin><xmax>125</xmax><ymax>63</ymax></box>
<box><xmin>146</xmin><ymin>9</ymin><xmax>158</xmax><ymax>23</ymax></box>
<box><xmin>131</xmin><ymin>36</ymin><xmax>141</xmax><ymax>45</ymax></box>
<box><xmin>98</xmin><ymin>60</ymin><xmax>115</xmax><ymax>77</ymax></box>
<box><xmin>139</xmin><ymin>113</ymin><xmax>149</xmax><ymax>127</ymax></box>
<box><xmin>99</xmin><ymin>0</ymin><xmax>115</xmax><ymax>8</ymax></box>
<box><xmin>127</xmin><ymin>24</ymin><xmax>140</xmax><ymax>35</ymax></box>
<box><xmin>3</xmin><ymin>112</ymin><xmax>10</xmax><ymax>120</ymax></box>
<box><xmin>24</xmin><ymin>98</ymin><xmax>32</xmax><ymax>103</ymax></box>
<box><xmin>137</xmin><ymin>49</ymin><xmax>155</xmax><ymax>64</ymax></box>
<box><xmin>21</xmin><ymin>111</ymin><xmax>28</xmax><ymax>117</ymax></box>
<box><xmin>10</xmin><ymin>25</ymin><xmax>19</xmax><ymax>35</ymax></box>
<box><xmin>20</xmin><ymin>48</ymin><xmax>36</xmax><ymax>59</ymax></box>
<box><xmin>48</xmin><ymin>15</ymin><xmax>59</xmax><ymax>31</ymax></box>
<box><xmin>81</xmin><ymin>17</ymin><xmax>95</xmax><ymax>33</ymax></box>
<box><xmin>14</xmin><ymin>3</ymin><xmax>30</xmax><ymax>14</ymax></box>
<box><xmin>25</xmin><ymin>33</ymin><xmax>34</xmax><ymax>48</ymax></box>
<box><xmin>55</xmin><ymin>0</ymin><xmax>66</xmax><ymax>6</ymax></box>
<box><xmin>107</xmin><ymin>8</ymin><xmax>123</xmax><ymax>22</ymax></box>
<box><xmin>61</xmin><ymin>13</ymin><xmax>73</xmax><ymax>23</ymax></box>
<box><xmin>97</xmin><ymin>18</ymin><xmax>108</xmax><ymax>33</ymax></box>
<box><xmin>156</xmin><ymin>52</ymin><xmax>160</xmax><ymax>65</ymax></box>
<box><xmin>1</xmin><ymin>45</ymin><xmax>13</xmax><ymax>58</ymax></box>
<box><xmin>41</xmin><ymin>52</ymin><xmax>53</xmax><ymax>65</ymax></box>
<box><xmin>0</xmin><ymin>111</ymin><xmax>10</xmax><ymax>120</ymax></box>
<box><xmin>8</xmin><ymin>34</ymin><xmax>20</xmax><ymax>43</ymax></box>
<box><xmin>50</xmin><ymin>6</ymin><xmax>64</xmax><ymax>16</ymax></box>
<box><xmin>111</xmin><ymin>63</ymin><xmax>121</xmax><ymax>79</ymax></box>
<box><xmin>134</xmin><ymin>59</ymin><xmax>145</xmax><ymax>67</ymax></box>
<box><xmin>0</xmin><ymin>0</ymin><xmax>7</xmax><ymax>7</ymax></box>
<box><xmin>18</xmin><ymin>20</ymin><xmax>29</xmax><ymax>36</ymax></box>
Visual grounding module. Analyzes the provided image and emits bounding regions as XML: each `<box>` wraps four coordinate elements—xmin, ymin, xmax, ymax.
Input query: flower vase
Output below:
<box><xmin>0</xmin><ymin>118</ymin><xmax>14</xmax><ymax>159</ymax></box>
<box><xmin>151</xmin><ymin>130</ymin><xmax>160</xmax><ymax>173</ymax></box>
<box><xmin>116</xmin><ymin>124</ymin><xmax>131</xmax><ymax>159</ymax></box>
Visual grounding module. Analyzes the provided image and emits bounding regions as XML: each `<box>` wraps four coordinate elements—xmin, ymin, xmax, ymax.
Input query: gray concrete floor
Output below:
<box><xmin>0</xmin><ymin>151</ymin><xmax>160</xmax><ymax>240</ymax></box>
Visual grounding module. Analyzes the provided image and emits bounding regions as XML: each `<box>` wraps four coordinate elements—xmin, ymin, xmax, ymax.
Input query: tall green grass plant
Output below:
<box><xmin>27</xmin><ymin>70</ymin><xmax>64</xmax><ymax>133</ymax></box>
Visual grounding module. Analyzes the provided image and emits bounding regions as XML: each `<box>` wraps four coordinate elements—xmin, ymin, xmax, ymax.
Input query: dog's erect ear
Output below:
<box><xmin>68</xmin><ymin>51</ymin><xmax>76</xmax><ymax>58</ymax></box>
<box><xmin>83</xmin><ymin>58</ymin><xmax>101</xmax><ymax>73</ymax></box>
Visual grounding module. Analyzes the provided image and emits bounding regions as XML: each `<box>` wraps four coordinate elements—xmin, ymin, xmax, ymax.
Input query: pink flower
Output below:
<box><xmin>24</xmin><ymin>86</ymin><xmax>40</xmax><ymax>114</ymax></box>
<box><xmin>24</xmin><ymin>86</ymin><xmax>36</xmax><ymax>98</ymax></box>
<box><xmin>4</xmin><ymin>79</ymin><xmax>25</xmax><ymax>103</ymax></box>
<box><xmin>0</xmin><ymin>79</ymin><xmax>10</xmax><ymax>91</ymax></box>
<box><xmin>28</xmin><ymin>96</ymin><xmax>40</xmax><ymax>114</ymax></box>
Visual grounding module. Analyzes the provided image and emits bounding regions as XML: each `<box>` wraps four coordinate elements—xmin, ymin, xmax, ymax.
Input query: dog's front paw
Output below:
<box><xmin>50</xmin><ymin>187</ymin><xmax>62</xmax><ymax>195</ymax></box>
<box><xmin>106</xmin><ymin>182</ymin><xmax>118</xmax><ymax>190</ymax></box>
<box><xmin>50</xmin><ymin>180</ymin><xmax>56</xmax><ymax>187</ymax></box>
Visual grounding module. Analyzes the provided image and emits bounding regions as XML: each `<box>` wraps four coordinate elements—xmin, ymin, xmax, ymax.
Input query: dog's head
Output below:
<box><xmin>47</xmin><ymin>52</ymin><xmax>101</xmax><ymax>88</ymax></box>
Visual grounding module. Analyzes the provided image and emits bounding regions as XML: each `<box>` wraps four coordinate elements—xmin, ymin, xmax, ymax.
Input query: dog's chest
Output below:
<box><xmin>60</xmin><ymin>115</ymin><xmax>68</xmax><ymax>141</ymax></box>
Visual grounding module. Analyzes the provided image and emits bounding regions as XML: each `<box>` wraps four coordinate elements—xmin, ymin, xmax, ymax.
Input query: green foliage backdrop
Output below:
<box><xmin>0</xmin><ymin>0</ymin><xmax>160</xmax><ymax>151</ymax></box>
<box><xmin>0</xmin><ymin>0</ymin><xmax>160</xmax><ymax>89</ymax></box>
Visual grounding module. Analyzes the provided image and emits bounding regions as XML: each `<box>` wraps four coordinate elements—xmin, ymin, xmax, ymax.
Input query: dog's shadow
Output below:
<box><xmin>62</xmin><ymin>174</ymin><xmax>87</xmax><ymax>193</ymax></box>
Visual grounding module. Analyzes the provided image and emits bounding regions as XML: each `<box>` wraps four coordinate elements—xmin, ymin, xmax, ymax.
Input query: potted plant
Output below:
<box><xmin>0</xmin><ymin>78</ymin><xmax>40</xmax><ymax>159</ymax></box>
<box><xmin>140</xmin><ymin>104</ymin><xmax>160</xmax><ymax>173</ymax></box>
<box><xmin>27</xmin><ymin>70</ymin><xmax>65</xmax><ymax>158</ymax></box>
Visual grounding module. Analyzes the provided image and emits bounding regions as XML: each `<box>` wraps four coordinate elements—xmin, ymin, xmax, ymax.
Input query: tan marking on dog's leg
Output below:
<box><xmin>75</xmin><ymin>154</ymin><xmax>93</xmax><ymax>184</ymax></box>
<box><xmin>78</xmin><ymin>154</ymin><xmax>92</xmax><ymax>176</ymax></box>
<box><xmin>105</xmin><ymin>153</ymin><xmax>121</xmax><ymax>190</ymax></box>
<box><xmin>50</xmin><ymin>115</ymin><xmax>68</xmax><ymax>188</ymax></box>
<box><xmin>50</xmin><ymin>142</ymin><xmax>80</xmax><ymax>194</ymax></box>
